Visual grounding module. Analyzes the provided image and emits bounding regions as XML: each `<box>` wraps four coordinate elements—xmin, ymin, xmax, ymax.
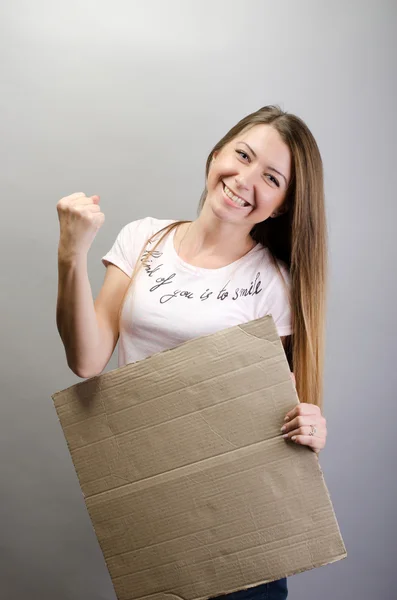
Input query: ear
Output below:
<box><xmin>271</xmin><ymin>203</ymin><xmax>288</xmax><ymax>218</ymax></box>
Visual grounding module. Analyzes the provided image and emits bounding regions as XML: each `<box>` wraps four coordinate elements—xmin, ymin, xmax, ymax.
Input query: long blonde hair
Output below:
<box><xmin>118</xmin><ymin>105</ymin><xmax>327</xmax><ymax>408</ymax></box>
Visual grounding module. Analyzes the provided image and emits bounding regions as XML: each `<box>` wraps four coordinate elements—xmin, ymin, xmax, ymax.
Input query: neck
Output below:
<box><xmin>179</xmin><ymin>205</ymin><xmax>256</xmax><ymax>264</ymax></box>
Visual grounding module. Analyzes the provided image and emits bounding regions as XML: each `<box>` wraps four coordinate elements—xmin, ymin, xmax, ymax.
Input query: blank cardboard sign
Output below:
<box><xmin>52</xmin><ymin>316</ymin><xmax>346</xmax><ymax>600</ymax></box>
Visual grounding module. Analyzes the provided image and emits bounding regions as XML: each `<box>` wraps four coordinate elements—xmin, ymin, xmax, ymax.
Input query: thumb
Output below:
<box><xmin>91</xmin><ymin>195</ymin><xmax>100</xmax><ymax>204</ymax></box>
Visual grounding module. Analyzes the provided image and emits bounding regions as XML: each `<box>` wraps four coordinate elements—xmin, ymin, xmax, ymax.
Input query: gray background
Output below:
<box><xmin>1</xmin><ymin>1</ymin><xmax>396</xmax><ymax>598</ymax></box>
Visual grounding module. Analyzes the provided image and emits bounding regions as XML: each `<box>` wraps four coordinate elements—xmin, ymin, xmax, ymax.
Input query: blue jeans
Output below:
<box><xmin>210</xmin><ymin>578</ymin><xmax>288</xmax><ymax>600</ymax></box>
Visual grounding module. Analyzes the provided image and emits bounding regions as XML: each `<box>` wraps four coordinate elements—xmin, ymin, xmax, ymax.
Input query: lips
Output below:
<box><xmin>222</xmin><ymin>182</ymin><xmax>251</xmax><ymax>207</ymax></box>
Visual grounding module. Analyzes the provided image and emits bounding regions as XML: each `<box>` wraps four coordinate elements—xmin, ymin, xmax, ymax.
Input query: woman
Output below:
<box><xmin>56</xmin><ymin>105</ymin><xmax>328</xmax><ymax>600</ymax></box>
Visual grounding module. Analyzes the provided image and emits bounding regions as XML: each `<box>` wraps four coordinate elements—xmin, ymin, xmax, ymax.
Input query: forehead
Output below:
<box><xmin>232</xmin><ymin>124</ymin><xmax>291</xmax><ymax>177</ymax></box>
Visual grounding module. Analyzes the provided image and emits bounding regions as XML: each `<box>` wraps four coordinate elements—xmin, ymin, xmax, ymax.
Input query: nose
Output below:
<box><xmin>234</xmin><ymin>175</ymin><xmax>249</xmax><ymax>191</ymax></box>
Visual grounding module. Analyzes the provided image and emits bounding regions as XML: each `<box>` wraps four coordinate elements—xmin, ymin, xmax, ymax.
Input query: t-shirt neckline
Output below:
<box><xmin>165</xmin><ymin>225</ymin><xmax>261</xmax><ymax>276</ymax></box>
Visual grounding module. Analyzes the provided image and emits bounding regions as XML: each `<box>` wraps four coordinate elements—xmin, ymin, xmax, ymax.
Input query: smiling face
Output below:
<box><xmin>205</xmin><ymin>124</ymin><xmax>292</xmax><ymax>227</ymax></box>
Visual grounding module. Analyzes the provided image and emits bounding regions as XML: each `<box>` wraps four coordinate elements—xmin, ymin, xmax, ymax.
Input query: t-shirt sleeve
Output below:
<box><xmin>102</xmin><ymin>217</ymin><xmax>153</xmax><ymax>278</ymax></box>
<box><xmin>259</xmin><ymin>262</ymin><xmax>293</xmax><ymax>337</ymax></box>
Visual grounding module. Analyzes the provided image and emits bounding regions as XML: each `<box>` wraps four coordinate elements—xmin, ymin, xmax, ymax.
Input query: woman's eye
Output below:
<box><xmin>266</xmin><ymin>174</ymin><xmax>280</xmax><ymax>188</ymax></box>
<box><xmin>236</xmin><ymin>150</ymin><xmax>250</xmax><ymax>161</ymax></box>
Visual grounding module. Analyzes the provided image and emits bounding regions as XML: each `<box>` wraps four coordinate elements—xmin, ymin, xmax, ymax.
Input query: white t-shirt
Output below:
<box><xmin>102</xmin><ymin>217</ymin><xmax>292</xmax><ymax>368</ymax></box>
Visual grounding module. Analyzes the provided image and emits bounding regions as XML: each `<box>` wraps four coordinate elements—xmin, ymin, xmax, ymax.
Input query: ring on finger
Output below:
<box><xmin>309</xmin><ymin>425</ymin><xmax>317</xmax><ymax>436</ymax></box>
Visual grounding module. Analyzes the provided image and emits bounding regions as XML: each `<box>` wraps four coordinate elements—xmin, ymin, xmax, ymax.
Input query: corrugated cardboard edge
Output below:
<box><xmin>51</xmin><ymin>317</ymin><xmax>284</xmax><ymax>401</ymax></box>
<box><xmin>51</xmin><ymin>316</ymin><xmax>347</xmax><ymax>599</ymax></box>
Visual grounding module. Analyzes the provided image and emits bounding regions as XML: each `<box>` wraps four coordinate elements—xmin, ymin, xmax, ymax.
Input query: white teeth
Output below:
<box><xmin>224</xmin><ymin>184</ymin><xmax>249</xmax><ymax>207</ymax></box>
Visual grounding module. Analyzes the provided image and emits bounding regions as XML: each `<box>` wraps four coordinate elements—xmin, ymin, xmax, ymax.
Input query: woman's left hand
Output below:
<box><xmin>281</xmin><ymin>403</ymin><xmax>327</xmax><ymax>454</ymax></box>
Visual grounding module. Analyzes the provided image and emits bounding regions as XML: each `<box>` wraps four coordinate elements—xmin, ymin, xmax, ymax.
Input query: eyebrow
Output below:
<box><xmin>238</xmin><ymin>141</ymin><xmax>288</xmax><ymax>186</ymax></box>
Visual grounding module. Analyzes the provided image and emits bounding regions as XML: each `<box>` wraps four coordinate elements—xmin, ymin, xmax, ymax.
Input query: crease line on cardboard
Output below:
<box><xmin>60</xmin><ymin>354</ymin><xmax>286</xmax><ymax>427</ymax></box>
<box><xmin>65</xmin><ymin>378</ymin><xmax>293</xmax><ymax>445</ymax></box>
<box><xmin>125</xmin><ymin>549</ymin><xmax>346</xmax><ymax>600</ymax></box>
<box><xmin>100</xmin><ymin>476</ymin><xmax>328</xmax><ymax>551</ymax></box>
<box><xmin>81</xmin><ymin>443</ymin><xmax>308</xmax><ymax>503</ymax></box>
<box><xmin>102</xmin><ymin>504</ymin><xmax>335</xmax><ymax>565</ymax></box>
<box><xmin>51</xmin><ymin>317</ymin><xmax>276</xmax><ymax>401</ymax></box>
<box><xmin>109</xmin><ymin>528</ymin><xmax>333</xmax><ymax>583</ymax></box>
<box><xmin>82</xmin><ymin>437</ymin><xmax>309</xmax><ymax>500</ymax></box>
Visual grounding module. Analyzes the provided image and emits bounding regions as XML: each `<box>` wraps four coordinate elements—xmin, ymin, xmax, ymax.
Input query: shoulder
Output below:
<box><xmin>122</xmin><ymin>216</ymin><xmax>177</xmax><ymax>238</ymax></box>
<box><xmin>102</xmin><ymin>217</ymin><xmax>177</xmax><ymax>277</ymax></box>
<box><xmin>117</xmin><ymin>216</ymin><xmax>177</xmax><ymax>250</ymax></box>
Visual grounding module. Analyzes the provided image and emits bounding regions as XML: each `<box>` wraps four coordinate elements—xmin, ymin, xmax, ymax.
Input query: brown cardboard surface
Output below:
<box><xmin>52</xmin><ymin>316</ymin><xmax>346</xmax><ymax>600</ymax></box>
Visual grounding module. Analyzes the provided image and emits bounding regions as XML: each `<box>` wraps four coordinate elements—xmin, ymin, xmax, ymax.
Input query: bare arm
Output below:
<box><xmin>56</xmin><ymin>257</ymin><xmax>130</xmax><ymax>378</ymax></box>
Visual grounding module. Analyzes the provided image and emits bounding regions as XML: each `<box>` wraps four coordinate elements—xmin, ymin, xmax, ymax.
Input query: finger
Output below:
<box><xmin>66</xmin><ymin>192</ymin><xmax>85</xmax><ymax>200</ymax></box>
<box><xmin>284</xmin><ymin>403</ymin><xmax>321</xmax><ymax>422</ymax></box>
<box><xmin>57</xmin><ymin>193</ymin><xmax>85</xmax><ymax>211</ymax></box>
<box><xmin>282</xmin><ymin>424</ymin><xmax>321</xmax><ymax>439</ymax></box>
<box><xmin>92</xmin><ymin>212</ymin><xmax>105</xmax><ymax>228</ymax></box>
<box><xmin>289</xmin><ymin>403</ymin><xmax>321</xmax><ymax>418</ymax></box>
<box><xmin>290</xmin><ymin>434</ymin><xmax>323</xmax><ymax>453</ymax></box>
<box><xmin>71</xmin><ymin>202</ymin><xmax>102</xmax><ymax>213</ymax></box>
<box><xmin>72</xmin><ymin>195</ymin><xmax>100</xmax><ymax>206</ymax></box>
<box><xmin>281</xmin><ymin>414</ymin><xmax>318</xmax><ymax>434</ymax></box>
